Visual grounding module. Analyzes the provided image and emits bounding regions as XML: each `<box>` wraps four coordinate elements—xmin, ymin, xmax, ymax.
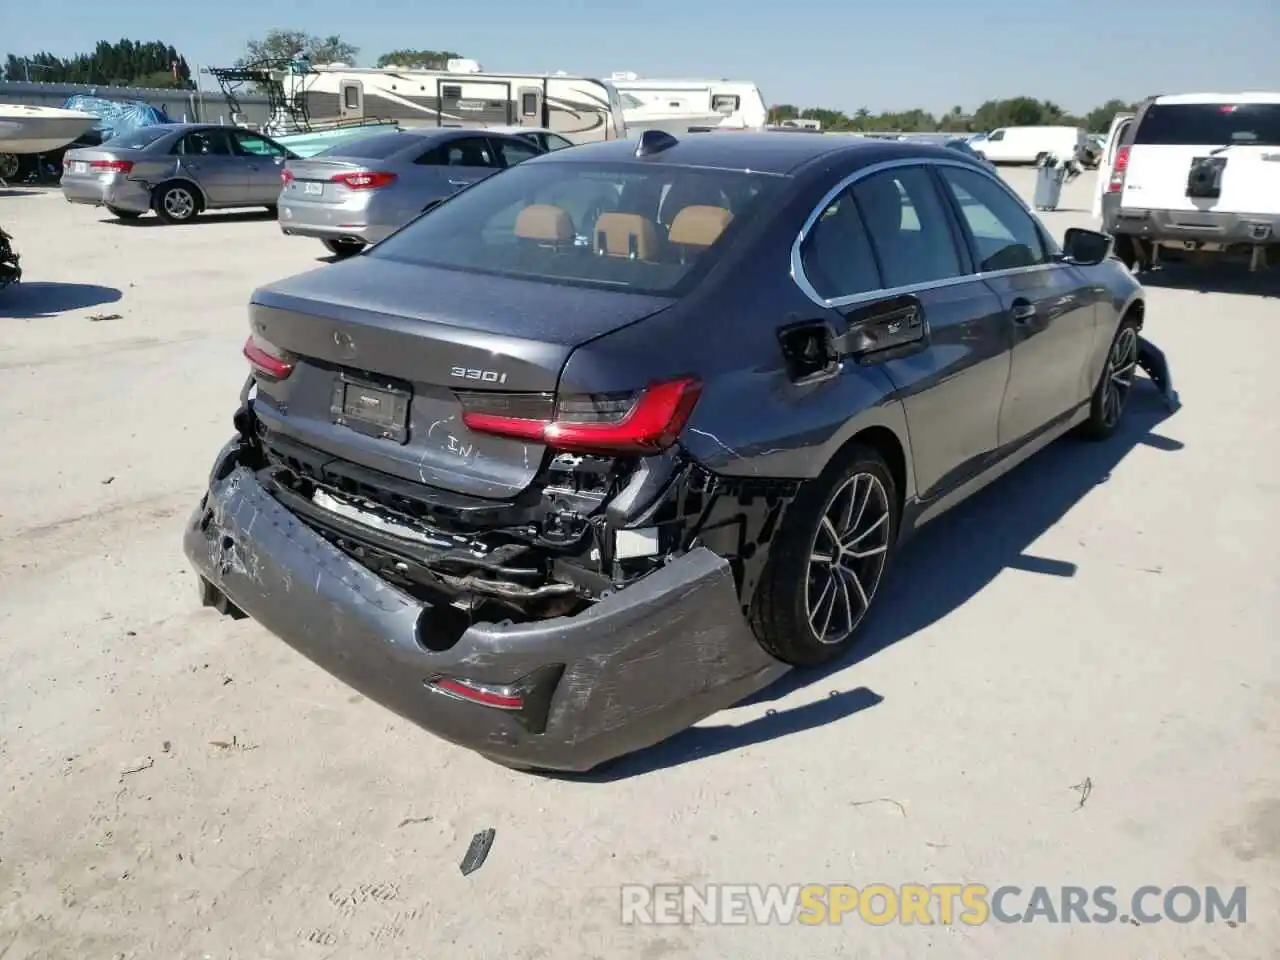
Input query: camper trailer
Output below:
<box><xmin>293</xmin><ymin>60</ymin><xmax>626</xmax><ymax>144</ymax></box>
<box><xmin>610</xmin><ymin>73</ymin><xmax>768</xmax><ymax>130</ymax></box>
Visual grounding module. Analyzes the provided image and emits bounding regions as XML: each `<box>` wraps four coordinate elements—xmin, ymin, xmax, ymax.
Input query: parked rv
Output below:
<box><xmin>287</xmin><ymin>60</ymin><xmax>626</xmax><ymax>145</ymax></box>
<box><xmin>972</xmin><ymin>125</ymin><xmax>1088</xmax><ymax>165</ymax></box>
<box><xmin>610</xmin><ymin>73</ymin><xmax>768</xmax><ymax>130</ymax></box>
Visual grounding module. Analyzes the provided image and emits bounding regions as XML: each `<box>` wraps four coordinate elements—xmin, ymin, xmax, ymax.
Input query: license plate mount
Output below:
<box><xmin>304</xmin><ymin>182</ymin><xmax>324</xmax><ymax>195</ymax></box>
<box><xmin>330</xmin><ymin>374</ymin><xmax>411</xmax><ymax>444</ymax></box>
<box><xmin>73</xmin><ymin>161</ymin><xmax>88</xmax><ymax>174</ymax></box>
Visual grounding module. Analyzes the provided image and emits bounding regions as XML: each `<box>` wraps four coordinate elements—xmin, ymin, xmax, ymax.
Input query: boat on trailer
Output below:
<box><xmin>0</xmin><ymin>103</ymin><xmax>97</xmax><ymax>180</ymax></box>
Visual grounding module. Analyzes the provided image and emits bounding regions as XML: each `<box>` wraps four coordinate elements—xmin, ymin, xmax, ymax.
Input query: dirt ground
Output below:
<box><xmin>1</xmin><ymin>169</ymin><xmax>1277</xmax><ymax>960</ymax></box>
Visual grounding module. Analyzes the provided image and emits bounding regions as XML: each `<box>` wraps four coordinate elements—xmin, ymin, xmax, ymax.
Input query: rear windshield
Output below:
<box><xmin>369</xmin><ymin>159</ymin><xmax>780</xmax><ymax>296</ymax></box>
<box><xmin>102</xmin><ymin>126</ymin><xmax>173</xmax><ymax>150</ymax></box>
<box><xmin>317</xmin><ymin>132</ymin><xmax>411</xmax><ymax>159</ymax></box>
<box><xmin>1134</xmin><ymin>103</ymin><xmax>1280</xmax><ymax>146</ymax></box>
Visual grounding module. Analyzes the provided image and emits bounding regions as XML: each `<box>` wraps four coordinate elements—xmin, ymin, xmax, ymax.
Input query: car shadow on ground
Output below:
<box><xmin>0</xmin><ymin>281</ymin><xmax>122</xmax><ymax>318</ymax></box>
<box><xmin>1137</xmin><ymin>263</ymin><xmax>1280</xmax><ymax>299</ymax></box>
<box><xmin>0</xmin><ymin>188</ymin><xmax>44</xmax><ymax>198</ymax></box>
<box><xmin>573</xmin><ymin>381</ymin><xmax>1183</xmax><ymax>781</ymax></box>
<box><xmin>104</xmin><ymin>210</ymin><xmax>277</xmax><ymax>228</ymax></box>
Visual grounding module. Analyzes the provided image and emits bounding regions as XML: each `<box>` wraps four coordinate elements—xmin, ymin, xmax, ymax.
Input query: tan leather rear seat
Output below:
<box><xmin>514</xmin><ymin>204</ymin><xmax>574</xmax><ymax>244</ymax></box>
<box><xmin>593</xmin><ymin>213</ymin><xmax>661</xmax><ymax>260</ymax></box>
<box><xmin>667</xmin><ymin>205</ymin><xmax>733</xmax><ymax>248</ymax></box>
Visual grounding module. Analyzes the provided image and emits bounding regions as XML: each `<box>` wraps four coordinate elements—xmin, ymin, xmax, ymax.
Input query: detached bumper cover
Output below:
<box><xmin>183</xmin><ymin>442</ymin><xmax>789</xmax><ymax>771</ymax></box>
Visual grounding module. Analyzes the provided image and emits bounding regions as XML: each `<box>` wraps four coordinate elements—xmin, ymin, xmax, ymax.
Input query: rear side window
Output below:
<box><xmin>851</xmin><ymin>167</ymin><xmax>963</xmax><ymax>289</ymax></box>
<box><xmin>1134</xmin><ymin>103</ymin><xmax>1280</xmax><ymax>147</ymax></box>
<box><xmin>416</xmin><ymin>137</ymin><xmax>497</xmax><ymax>167</ymax></box>
<box><xmin>177</xmin><ymin>129</ymin><xmax>234</xmax><ymax>156</ymax></box>
<box><xmin>800</xmin><ymin>188</ymin><xmax>881</xmax><ymax>300</ymax></box>
<box><xmin>370</xmin><ymin>160</ymin><xmax>778</xmax><ymax>296</ymax></box>
<box><xmin>318</xmin><ymin>133</ymin><xmax>409</xmax><ymax>160</ymax></box>
<box><xmin>494</xmin><ymin>137</ymin><xmax>541</xmax><ymax>167</ymax></box>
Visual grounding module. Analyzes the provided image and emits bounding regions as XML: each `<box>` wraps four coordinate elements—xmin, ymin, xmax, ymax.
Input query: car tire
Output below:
<box><xmin>107</xmin><ymin>207</ymin><xmax>142</xmax><ymax>220</ymax></box>
<box><xmin>0</xmin><ymin>152</ymin><xmax>21</xmax><ymax>180</ymax></box>
<box><xmin>322</xmin><ymin>238</ymin><xmax>365</xmax><ymax>259</ymax></box>
<box><xmin>1113</xmin><ymin>235</ymin><xmax>1148</xmax><ymax>273</ymax></box>
<box><xmin>750</xmin><ymin>444</ymin><xmax>899</xmax><ymax>667</ymax></box>
<box><xmin>153</xmin><ymin>182</ymin><xmax>200</xmax><ymax>224</ymax></box>
<box><xmin>1079</xmin><ymin>314</ymin><xmax>1140</xmax><ymax>441</ymax></box>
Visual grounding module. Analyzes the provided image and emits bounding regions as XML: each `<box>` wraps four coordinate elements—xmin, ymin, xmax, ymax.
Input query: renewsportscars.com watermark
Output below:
<box><xmin>620</xmin><ymin>884</ymin><xmax>1248</xmax><ymax>926</ymax></box>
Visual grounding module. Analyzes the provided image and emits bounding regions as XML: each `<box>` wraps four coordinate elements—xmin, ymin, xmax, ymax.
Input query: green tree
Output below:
<box><xmin>1</xmin><ymin>40</ymin><xmax>193</xmax><ymax>88</ymax></box>
<box><xmin>375</xmin><ymin>49</ymin><xmax>461</xmax><ymax>70</ymax></box>
<box><xmin>237</xmin><ymin>29</ymin><xmax>358</xmax><ymax>67</ymax></box>
<box><xmin>1084</xmin><ymin>98</ymin><xmax>1138</xmax><ymax>133</ymax></box>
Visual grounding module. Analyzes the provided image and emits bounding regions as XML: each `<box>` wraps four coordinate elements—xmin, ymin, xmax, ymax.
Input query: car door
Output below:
<box><xmin>796</xmin><ymin>163</ymin><xmax>1010</xmax><ymax>501</ymax></box>
<box><xmin>406</xmin><ymin>136</ymin><xmax>501</xmax><ymax>211</ymax></box>
<box><xmin>229</xmin><ymin>130</ymin><xmax>291</xmax><ymax>204</ymax></box>
<box><xmin>173</xmin><ymin>128</ymin><xmax>244</xmax><ymax>205</ymax></box>
<box><xmin>934</xmin><ymin>163</ymin><xmax>1099</xmax><ymax>448</ymax></box>
<box><xmin>1093</xmin><ymin>113</ymin><xmax>1134</xmax><ymax>218</ymax></box>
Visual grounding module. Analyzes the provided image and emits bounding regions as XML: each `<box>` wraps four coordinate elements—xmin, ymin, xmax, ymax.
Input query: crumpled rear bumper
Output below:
<box><xmin>182</xmin><ymin>439</ymin><xmax>789</xmax><ymax>772</ymax></box>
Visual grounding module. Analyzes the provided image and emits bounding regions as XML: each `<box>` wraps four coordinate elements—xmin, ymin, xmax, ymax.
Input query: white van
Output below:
<box><xmin>973</xmin><ymin>125</ymin><xmax>1088</xmax><ymax>165</ymax></box>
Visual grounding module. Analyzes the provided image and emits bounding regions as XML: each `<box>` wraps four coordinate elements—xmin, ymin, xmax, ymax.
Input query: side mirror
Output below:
<box><xmin>1061</xmin><ymin>227</ymin><xmax>1113</xmax><ymax>266</ymax></box>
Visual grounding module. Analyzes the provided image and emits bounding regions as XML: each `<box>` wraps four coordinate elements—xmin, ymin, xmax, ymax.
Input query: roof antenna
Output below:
<box><xmin>635</xmin><ymin>129</ymin><xmax>678</xmax><ymax>157</ymax></box>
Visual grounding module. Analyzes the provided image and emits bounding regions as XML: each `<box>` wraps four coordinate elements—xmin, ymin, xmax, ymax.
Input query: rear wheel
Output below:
<box><xmin>0</xmin><ymin>152</ymin><xmax>20</xmax><ymax>180</ymax></box>
<box><xmin>322</xmin><ymin>237</ymin><xmax>365</xmax><ymax>259</ymax></box>
<box><xmin>750</xmin><ymin>445</ymin><xmax>898</xmax><ymax>667</ymax></box>
<box><xmin>153</xmin><ymin>182</ymin><xmax>200</xmax><ymax>224</ymax></box>
<box><xmin>1079</xmin><ymin>314</ymin><xmax>1140</xmax><ymax>441</ymax></box>
<box><xmin>107</xmin><ymin>207</ymin><xmax>142</xmax><ymax>220</ymax></box>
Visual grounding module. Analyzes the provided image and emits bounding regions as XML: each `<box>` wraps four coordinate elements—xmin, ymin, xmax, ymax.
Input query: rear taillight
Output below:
<box><xmin>1107</xmin><ymin>145</ymin><xmax>1130</xmax><ymax>193</ymax></box>
<box><xmin>243</xmin><ymin>333</ymin><xmax>294</xmax><ymax>381</ymax></box>
<box><xmin>459</xmin><ymin>377</ymin><xmax>703</xmax><ymax>455</ymax></box>
<box><xmin>427</xmin><ymin>677</ymin><xmax>525</xmax><ymax>710</ymax></box>
<box><xmin>281</xmin><ymin>168</ymin><xmax>295</xmax><ymax>185</ymax></box>
<box><xmin>90</xmin><ymin>159</ymin><xmax>134</xmax><ymax>174</ymax></box>
<box><xmin>332</xmin><ymin>171</ymin><xmax>397</xmax><ymax>190</ymax></box>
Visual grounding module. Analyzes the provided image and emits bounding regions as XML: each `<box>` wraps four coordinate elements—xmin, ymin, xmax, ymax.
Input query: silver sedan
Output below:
<box><xmin>61</xmin><ymin>123</ymin><xmax>297</xmax><ymax>224</ymax></box>
<box><xmin>277</xmin><ymin>128</ymin><xmax>548</xmax><ymax>259</ymax></box>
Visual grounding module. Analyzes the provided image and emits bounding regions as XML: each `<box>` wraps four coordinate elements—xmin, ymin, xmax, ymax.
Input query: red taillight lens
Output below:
<box><xmin>332</xmin><ymin>171</ymin><xmax>397</xmax><ymax>190</ymax></box>
<box><xmin>281</xmin><ymin>168</ymin><xmax>295</xmax><ymax>185</ymax></box>
<box><xmin>89</xmin><ymin>159</ymin><xmax>134</xmax><ymax>174</ymax></box>
<box><xmin>242</xmin><ymin>334</ymin><xmax>294</xmax><ymax>381</ymax></box>
<box><xmin>1107</xmin><ymin>146</ymin><xmax>1130</xmax><ymax>193</ymax></box>
<box><xmin>460</xmin><ymin>377</ymin><xmax>703</xmax><ymax>454</ymax></box>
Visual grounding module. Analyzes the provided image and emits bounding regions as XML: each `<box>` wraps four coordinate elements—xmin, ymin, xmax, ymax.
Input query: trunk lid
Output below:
<box><xmin>248</xmin><ymin>256</ymin><xmax>675</xmax><ymax>499</ymax></box>
<box><xmin>282</xmin><ymin>158</ymin><xmax>376</xmax><ymax>204</ymax></box>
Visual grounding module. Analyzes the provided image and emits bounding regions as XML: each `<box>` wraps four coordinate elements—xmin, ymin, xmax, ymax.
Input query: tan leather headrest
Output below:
<box><xmin>593</xmin><ymin>213</ymin><xmax>661</xmax><ymax>260</ymax></box>
<box><xmin>668</xmin><ymin>205</ymin><xmax>733</xmax><ymax>247</ymax></box>
<box><xmin>514</xmin><ymin>204</ymin><xmax>574</xmax><ymax>243</ymax></box>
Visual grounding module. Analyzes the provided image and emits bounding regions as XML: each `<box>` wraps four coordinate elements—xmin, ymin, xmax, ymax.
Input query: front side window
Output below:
<box><xmin>370</xmin><ymin>160</ymin><xmax>778</xmax><ymax>296</ymax></box>
<box><xmin>233</xmin><ymin>131</ymin><xmax>287</xmax><ymax>157</ymax></box>
<box><xmin>495</xmin><ymin>137</ymin><xmax>541</xmax><ymax>167</ymax></box>
<box><xmin>850</xmin><ymin>167</ymin><xmax>963</xmax><ymax>289</ymax></box>
<box><xmin>987</xmin><ymin>129</ymin><xmax>1006</xmax><ymax>142</ymax></box>
<box><xmin>937</xmin><ymin>166</ymin><xmax>1049</xmax><ymax>271</ymax></box>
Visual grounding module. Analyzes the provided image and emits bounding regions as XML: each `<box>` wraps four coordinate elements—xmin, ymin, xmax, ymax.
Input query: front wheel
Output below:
<box><xmin>321</xmin><ymin>237</ymin><xmax>365</xmax><ymax>259</ymax></box>
<box><xmin>1079</xmin><ymin>315</ymin><xmax>1140</xmax><ymax>441</ymax></box>
<box><xmin>153</xmin><ymin>182</ymin><xmax>200</xmax><ymax>224</ymax></box>
<box><xmin>750</xmin><ymin>445</ymin><xmax>899</xmax><ymax>667</ymax></box>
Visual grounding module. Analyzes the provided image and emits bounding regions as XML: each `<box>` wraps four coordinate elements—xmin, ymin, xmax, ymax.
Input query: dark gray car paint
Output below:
<box><xmin>189</xmin><ymin>134</ymin><xmax>1150</xmax><ymax>771</ymax></box>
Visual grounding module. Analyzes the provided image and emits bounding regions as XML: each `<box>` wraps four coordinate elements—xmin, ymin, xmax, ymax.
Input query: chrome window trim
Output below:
<box><xmin>790</xmin><ymin>156</ymin><xmax>1062</xmax><ymax>309</ymax></box>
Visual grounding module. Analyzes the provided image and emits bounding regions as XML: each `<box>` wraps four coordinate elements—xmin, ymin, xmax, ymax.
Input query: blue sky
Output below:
<box><xmin>8</xmin><ymin>0</ymin><xmax>1279</xmax><ymax>114</ymax></box>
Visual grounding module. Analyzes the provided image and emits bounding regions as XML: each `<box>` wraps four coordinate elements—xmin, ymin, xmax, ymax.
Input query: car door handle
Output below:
<box><xmin>1011</xmin><ymin>301</ymin><xmax>1037</xmax><ymax>324</ymax></box>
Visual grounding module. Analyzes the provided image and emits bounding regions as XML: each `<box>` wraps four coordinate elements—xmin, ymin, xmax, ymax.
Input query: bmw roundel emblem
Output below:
<box><xmin>333</xmin><ymin>330</ymin><xmax>356</xmax><ymax>359</ymax></box>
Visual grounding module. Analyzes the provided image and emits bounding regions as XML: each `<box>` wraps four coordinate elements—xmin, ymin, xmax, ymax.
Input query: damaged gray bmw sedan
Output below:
<box><xmin>186</xmin><ymin>130</ymin><xmax>1171</xmax><ymax>772</ymax></box>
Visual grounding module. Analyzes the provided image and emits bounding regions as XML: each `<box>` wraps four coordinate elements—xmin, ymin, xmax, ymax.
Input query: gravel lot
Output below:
<box><xmin>1</xmin><ymin>169</ymin><xmax>1277</xmax><ymax>960</ymax></box>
